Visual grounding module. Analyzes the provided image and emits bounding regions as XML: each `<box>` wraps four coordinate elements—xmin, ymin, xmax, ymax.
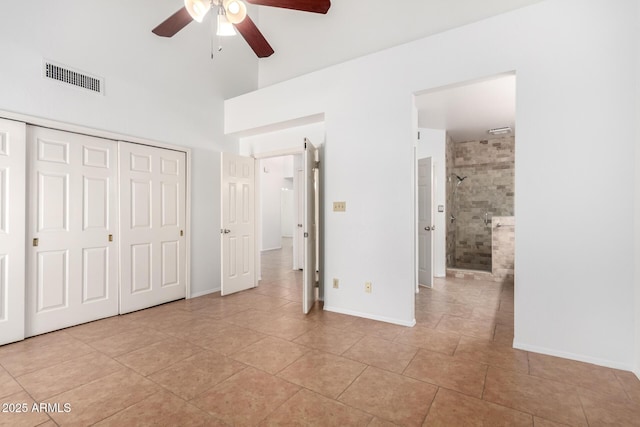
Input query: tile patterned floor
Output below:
<box><xmin>1</xmin><ymin>238</ymin><xmax>639</xmax><ymax>426</ymax></box>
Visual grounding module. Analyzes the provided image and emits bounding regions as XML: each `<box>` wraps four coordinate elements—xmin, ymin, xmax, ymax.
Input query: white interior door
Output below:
<box><xmin>26</xmin><ymin>126</ymin><xmax>119</xmax><ymax>336</ymax></box>
<box><xmin>294</xmin><ymin>168</ymin><xmax>304</xmax><ymax>270</ymax></box>
<box><xmin>0</xmin><ymin>119</ymin><xmax>26</xmax><ymax>345</ymax></box>
<box><xmin>119</xmin><ymin>143</ymin><xmax>186</xmax><ymax>313</ymax></box>
<box><xmin>221</xmin><ymin>152</ymin><xmax>256</xmax><ymax>296</ymax></box>
<box><xmin>303</xmin><ymin>140</ymin><xmax>318</xmax><ymax>313</ymax></box>
<box><xmin>418</xmin><ymin>157</ymin><xmax>434</xmax><ymax>288</ymax></box>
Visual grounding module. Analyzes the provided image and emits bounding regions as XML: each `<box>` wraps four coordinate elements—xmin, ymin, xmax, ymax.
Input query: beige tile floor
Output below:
<box><xmin>1</xmin><ymin>238</ymin><xmax>640</xmax><ymax>426</ymax></box>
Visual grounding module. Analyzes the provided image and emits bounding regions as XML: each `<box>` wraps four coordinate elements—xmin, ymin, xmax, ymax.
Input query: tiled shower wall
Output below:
<box><xmin>446</xmin><ymin>135</ymin><xmax>515</xmax><ymax>271</ymax></box>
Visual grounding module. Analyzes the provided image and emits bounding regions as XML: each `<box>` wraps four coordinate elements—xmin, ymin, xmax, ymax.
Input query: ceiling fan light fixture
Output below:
<box><xmin>216</xmin><ymin>10</ymin><xmax>237</xmax><ymax>36</ymax></box>
<box><xmin>223</xmin><ymin>0</ymin><xmax>247</xmax><ymax>24</ymax></box>
<box><xmin>184</xmin><ymin>0</ymin><xmax>211</xmax><ymax>22</ymax></box>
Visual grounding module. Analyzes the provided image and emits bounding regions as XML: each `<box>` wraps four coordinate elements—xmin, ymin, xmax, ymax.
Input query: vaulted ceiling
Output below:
<box><xmin>256</xmin><ymin>0</ymin><xmax>545</xmax><ymax>87</ymax></box>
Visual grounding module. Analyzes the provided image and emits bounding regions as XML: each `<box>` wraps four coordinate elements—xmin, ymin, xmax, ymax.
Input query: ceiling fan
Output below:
<box><xmin>152</xmin><ymin>0</ymin><xmax>331</xmax><ymax>58</ymax></box>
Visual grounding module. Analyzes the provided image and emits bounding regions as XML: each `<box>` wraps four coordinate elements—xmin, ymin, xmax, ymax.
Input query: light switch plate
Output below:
<box><xmin>333</xmin><ymin>201</ymin><xmax>346</xmax><ymax>212</ymax></box>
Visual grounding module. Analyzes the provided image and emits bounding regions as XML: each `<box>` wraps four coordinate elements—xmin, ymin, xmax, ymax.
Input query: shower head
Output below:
<box><xmin>455</xmin><ymin>175</ymin><xmax>468</xmax><ymax>185</ymax></box>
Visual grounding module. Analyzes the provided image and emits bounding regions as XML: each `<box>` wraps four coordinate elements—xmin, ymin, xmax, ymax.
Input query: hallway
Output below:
<box><xmin>253</xmin><ymin>237</ymin><xmax>303</xmax><ymax>304</ymax></box>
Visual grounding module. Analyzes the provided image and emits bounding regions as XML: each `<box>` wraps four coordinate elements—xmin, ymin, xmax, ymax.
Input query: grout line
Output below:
<box><xmin>576</xmin><ymin>387</ymin><xmax>592</xmax><ymax>427</ymax></box>
<box><xmin>421</xmin><ymin>386</ymin><xmax>440</xmax><ymax>425</ymax></box>
<box><xmin>400</xmin><ymin>347</ymin><xmax>421</xmax><ymax>376</ymax></box>
<box><xmin>612</xmin><ymin>371</ymin><xmax>635</xmax><ymax>402</ymax></box>
<box><xmin>480</xmin><ymin>364</ymin><xmax>489</xmax><ymax>400</ymax></box>
<box><xmin>334</xmin><ymin>364</ymin><xmax>369</xmax><ymax>402</ymax></box>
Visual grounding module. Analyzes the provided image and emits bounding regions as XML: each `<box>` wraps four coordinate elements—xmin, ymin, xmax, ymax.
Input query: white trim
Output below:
<box><xmin>253</xmin><ymin>147</ymin><xmax>304</xmax><ymax>159</ymax></box>
<box><xmin>323</xmin><ymin>305</ymin><xmax>416</xmax><ymax>327</ymax></box>
<box><xmin>185</xmin><ymin>148</ymin><xmax>192</xmax><ymax>299</ymax></box>
<box><xmin>513</xmin><ymin>341</ymin><xmax>635</xmax><ymax>372</ymax></box>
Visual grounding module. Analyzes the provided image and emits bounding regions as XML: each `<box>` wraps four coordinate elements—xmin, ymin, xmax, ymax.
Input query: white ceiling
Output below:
<box><xmin>415</xmin><ymin>74</ymin><xmax>516</xmax><ymax>142</ymax></box>
<box><xmin>257</xmin><ymin>0</ymin><xmax>544</xmax><ymax>87</ymax></box>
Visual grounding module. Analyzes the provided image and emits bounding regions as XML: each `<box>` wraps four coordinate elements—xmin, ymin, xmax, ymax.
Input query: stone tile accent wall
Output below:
<box><xmin>492</xmin><ymin>216</ymin><xmax>515</xmax><ymax>283</ymax></box>
<box><xmin>445</xmin><ymin>134</ymin><xmax>456</xmax><ymax>267</ymax></box>
<box><xmin>446</xmin><ymin>136</ymin><xmax>515</xmax><ymax>272</ymax></box>
<box><xmin>445</xmin><ymin>216</ymin><xmax>514</xmax><ymax>282</ymax></box>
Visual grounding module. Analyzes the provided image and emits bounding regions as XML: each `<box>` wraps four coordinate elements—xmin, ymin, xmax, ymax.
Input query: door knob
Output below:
<box><xmin>425</xmin><ymin>226</ymin><xmax>431</xmax><ymax>231</ymax></box>
<box><xmin>221</xmin><ymin>229</ymin><xmax>231</xmax><ymax>234</ymax></box>
<box><xmin>431</xmin><ymin>225</ymin><xmax>436</xmax><ymax>231</ymax></box>
<box><xmin>297</xmin><ymin>224</ymin><xmax>303</xmax><ymax>228</ymax></box>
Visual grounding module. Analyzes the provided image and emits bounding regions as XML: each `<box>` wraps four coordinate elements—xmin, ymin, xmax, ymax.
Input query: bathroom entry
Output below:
<box><xmin>414</xmin><ymin>72</ymin><xmax>516</xmax><ymax>283</ymax></box>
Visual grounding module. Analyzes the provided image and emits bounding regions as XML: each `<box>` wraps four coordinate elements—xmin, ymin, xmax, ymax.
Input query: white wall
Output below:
<box><xmin>417</xmin><ymin>129</ymin><xmax>446</xmax><ymax>277</ymax></box>
<box><xmin>227</xmin><ymin>0</ymin><xmax>639</xmax><ymax>368</ymax></box>
<box><xmin>0</xmin><ymin>0</ymin><xmax>259</xmax><ymax>297</ymax></box>
<box><xmin>281</xmin><ymin>188</ymin><xmax>294</xmax><ymax>237</ymax></box>
<box><xmin>257</xmin><ymin>0</ymin><xmax>544</xmax><ymax>87</ymax></box>
<box><xmin>260</xmin><ymin>156</ymin><xmax>293</xmax><ymax>250</ymax></box>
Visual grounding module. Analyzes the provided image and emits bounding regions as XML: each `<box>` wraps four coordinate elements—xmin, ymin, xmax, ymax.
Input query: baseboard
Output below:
<box><xmin>189</xmin><ymin>288</ymin><xmax>220</xmax><ymax>299</ymax></box>
<box><xmin>261</xmin><ymin>246</ymin><xmax>282</xmax><ymax>252</ymax></box>
<box><xmin>323</xmin><ymin>305</ymin><xmax>416</xmax><ymax>327</ymax></box>
<box><xmin>513</xmin><ymin>340</ymin><xmax>635</xmax><ymax>372</ymax></box>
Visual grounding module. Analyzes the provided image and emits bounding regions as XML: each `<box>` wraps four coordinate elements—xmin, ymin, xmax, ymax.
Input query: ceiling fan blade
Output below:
<box><xmin>152</xmin><ymin>7</ymin><xmax>193</xmax><ymax>37</ymax></box>
<box><xmin>245</xmin><ymin>0</ymin><xmax>330</xmax><ymax>14</ymax></box>
<box><xmin>234</xmin><ymin>16</ymin><xmax>275</xmax><ymax>58</ymax></box>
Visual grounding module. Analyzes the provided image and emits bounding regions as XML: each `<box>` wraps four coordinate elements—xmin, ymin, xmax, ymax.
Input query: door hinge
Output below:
<box><xmin>418</xmin><ymin>131</ymin><xmax>421</xmax><ymax>140</ymax></box>
<box><xmin>314</xmin><ymin>161</ymin><xmax>320</xmax><ymax>169</ymax></box>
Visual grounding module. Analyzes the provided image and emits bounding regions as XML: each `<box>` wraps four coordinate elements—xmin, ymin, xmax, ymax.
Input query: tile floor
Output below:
<box><xmin>1</xmin><ymin>239</ymin><xmax>640</xmax><ymax>426</ymax></box>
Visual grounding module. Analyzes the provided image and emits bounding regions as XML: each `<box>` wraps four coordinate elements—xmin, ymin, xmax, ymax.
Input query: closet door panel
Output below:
<box><xmin>119</xmin><ymin>143</ymin><xmax>186</xmax><ymax>314</ymax></box>
<box><xmin>0</xmin><ymin>119</ymin><xmax>26</xmax><ymax>345</ymax></box>
<box><xmin>26</xmin><ymin>126</ymin><xmax>118</xmax><ymax>337</ymax></box>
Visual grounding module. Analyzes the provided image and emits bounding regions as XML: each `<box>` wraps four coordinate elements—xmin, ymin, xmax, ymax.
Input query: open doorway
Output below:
<box><xmin>414</xmin><ymin>72</ymin><xmax>516</xmax><ymax>288</ymax></box>
<box><xmin>255</xmin><ymin>154</ymin><xmax>304</xmax><ymax>303</ymax></box>
<box><xmin>412</xmin><ymin>72</ymin><xmax>517</xmax><ymax>345</ymax></box>
<box><xmin>253</xmin><ymin>140</ymin><xmax>321</xmax><ymax>314</ymax></box>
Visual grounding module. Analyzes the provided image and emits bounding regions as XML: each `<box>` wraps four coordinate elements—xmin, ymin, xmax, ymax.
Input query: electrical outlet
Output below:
<box><xmin>333</xmin><ymin>278</ymin><xmax>339</xmax><ymax>289</ymax></box>
<box><xmin>333</xmin><ymin>201</ymin><xmax>346</xmax><ymax>212</ymax></box>
<box><xmin>365</xmin><ymin>282</ymin><xmax>372</xmax><ymax>293</ymax></box>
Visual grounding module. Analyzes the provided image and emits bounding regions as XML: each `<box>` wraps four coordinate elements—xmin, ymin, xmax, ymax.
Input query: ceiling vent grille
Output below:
<box><xmin>43</xmin><ymin>60</ymin><xmax>104</xmax><ymax>95</ymax></box>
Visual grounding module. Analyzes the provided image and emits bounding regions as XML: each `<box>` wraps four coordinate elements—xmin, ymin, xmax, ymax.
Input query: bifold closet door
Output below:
<box><xmin>119</xmin><ymin>143</ymin><xmax>186</xmax><ymax>314</ymax></box>
<box><xmin>26</xmin><ymin>126</ymin><xmax>119</xmax><ymax>337</ymax></box>
<box><xmin>0</xmin><ymin>119</ymin><xmax>26</xmax><ymax>345</ymax></box>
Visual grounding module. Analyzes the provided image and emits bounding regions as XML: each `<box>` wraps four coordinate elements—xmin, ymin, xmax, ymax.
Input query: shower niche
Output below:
<box><xmin>446</xmin><ymin>135</ymin><xmax>515</xmax><ymax>281</ymax></box>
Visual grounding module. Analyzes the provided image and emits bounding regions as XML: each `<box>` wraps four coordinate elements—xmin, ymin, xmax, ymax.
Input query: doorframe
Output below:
<box><xmin>0</xmin><ymin>109</ymin><xmax>192</xmax><ymax>300</ymax></box>
<box><xmin>253</xmin><ymin>147</ymin><xmax>304</xmax><ymax>284</ymax></box>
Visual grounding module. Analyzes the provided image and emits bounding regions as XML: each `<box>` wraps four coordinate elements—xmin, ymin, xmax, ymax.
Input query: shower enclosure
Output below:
<box><xmin>446</xmin><ymin>136</ymin><xmax>515</xmax><ymax>273</ymax></box>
